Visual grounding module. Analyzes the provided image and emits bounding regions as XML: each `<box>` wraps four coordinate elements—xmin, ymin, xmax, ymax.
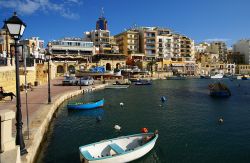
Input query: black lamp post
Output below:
<box><xmin>46</xmin><ymin>48</ymin><xmax>52</xmax><ymax>104</ymax></box>
<box><xmin>5</xmin><ymin>12</ymin><xmax>27</xmax><ymax>155</ymax></box>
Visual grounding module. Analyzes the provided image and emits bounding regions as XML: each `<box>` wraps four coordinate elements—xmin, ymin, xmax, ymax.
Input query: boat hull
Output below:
<box><xmin>79</xmin><ymin>133</ymin><xmax>158</xmax><ymax>163</ymax></box>
<box><xmin>210</xmin><ymin>74</ymin><xmax>223</xmax><ymax>79</ymax></box>
<box><xmin>67</xmin><ymin>99</ymin><xmax>104</xmax><ymax>110</ymax></box>
<box><xmin>210</xmin><ymin>91</ymin><xmax>231</xmax><ymax>97</ymax></box>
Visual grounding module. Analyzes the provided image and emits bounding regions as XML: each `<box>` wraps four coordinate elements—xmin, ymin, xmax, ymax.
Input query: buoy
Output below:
<box><xmin>218</xmin><ymin>118</ymin><xmax>224</xmax><ymax>124</ymax></box>
<box><xmin>96</xmin><ymin>116</ymin><xmax>102</xmax><ymax>122</ymax></box>
<box><xmin>114</xmin><ymin>125</ymin><xmax>121</xmax><ymax>130</ymax></box>
<box><xmin>141</xmin><ymin>127</ymin><xmax>148</xmax><ymax>133</ymax></box>
<box><xmin>120</xmin><ymin>102</ymin><xmax>124</xmax><ymax>107</ymax></box>
<box><xmin>161</xmin><ymin>96</ymin><xmax>167</xmax><ymax>102</ymax></box>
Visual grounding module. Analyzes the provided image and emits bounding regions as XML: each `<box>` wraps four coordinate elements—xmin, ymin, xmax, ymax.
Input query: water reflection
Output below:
<box><xmin>68</xmin><ymin>108</ymin><xmax>105</xmax><ymax>117</ymax></box>
<box><xmin>134</xmin><ymin>149</ymin><xmax>161</xmax><ymax>163</ymax></box>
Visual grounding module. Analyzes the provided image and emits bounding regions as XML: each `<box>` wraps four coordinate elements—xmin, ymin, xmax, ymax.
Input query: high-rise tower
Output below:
<box><xmin>96</xmin><ymin>8</ymin><xmax>108</xmax><ymax>30</ymax></box>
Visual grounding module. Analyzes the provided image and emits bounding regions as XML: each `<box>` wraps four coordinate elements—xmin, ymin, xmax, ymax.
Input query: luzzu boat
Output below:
<box><xmin>79</xmin><ymin>132</ymin><xmax>158</xmax><ymax>163</ymax></box>
<box><xmin>67</xmin><ymin>99</ymin><xmax>104</xmax><ymax>110</ymax></box>
<box><xmin>208</xmin><ymin>82</ymin><xmax>231</xmax><ymax>97</ymax></box>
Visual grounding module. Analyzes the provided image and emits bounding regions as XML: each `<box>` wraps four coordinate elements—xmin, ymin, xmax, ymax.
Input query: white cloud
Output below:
<box><xmin>204</xmin><ymin>38</ymin><xmax>231</xmax><ymax>42</ymax></box>
<box><xmin>0</xmin><ymin>0</ymin><xmax>80</xmax><ymax>19</ymax></box>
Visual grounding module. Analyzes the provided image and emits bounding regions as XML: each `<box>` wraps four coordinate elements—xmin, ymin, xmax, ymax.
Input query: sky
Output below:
<box><xmin>0</xmin><ymin>0</ymin><xmax>250</xmax><ymax>47</ymax></box>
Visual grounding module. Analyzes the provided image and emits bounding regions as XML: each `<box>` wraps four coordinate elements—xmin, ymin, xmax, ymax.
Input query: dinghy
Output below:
<box><xmin>79</xmin><ymin>132</ymin><xmax>158</xmax><ymax>163</ymax></box>
<box><xmin>67</xmin><ymin>99</ymin><xmax>104</xmax><ymax>110</ymax></box>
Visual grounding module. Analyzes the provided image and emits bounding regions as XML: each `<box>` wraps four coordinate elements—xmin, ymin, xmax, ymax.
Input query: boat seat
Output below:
<box><xmin>109</xmin><ymin>143</ymin><xmax>125</xmax><ymax>154</ymax></box>
<box><xmin>82</xmin><ymin>150</ymin><xmax>94</xmax><ymax>160</ymax></box>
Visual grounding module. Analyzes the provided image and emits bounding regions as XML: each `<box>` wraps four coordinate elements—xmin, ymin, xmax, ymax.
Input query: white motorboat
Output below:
<box><xmin>211</xmin><ymin>74</ymin><xmax>223</xmax><ymax>79</ymax></box>
<box><xmin>79</xmin><ymin>132</ymin><xmax>158</xmax><ymax>163</ymax></box>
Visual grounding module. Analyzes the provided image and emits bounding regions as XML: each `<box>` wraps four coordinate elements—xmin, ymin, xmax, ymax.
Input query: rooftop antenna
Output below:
<box><xmin>101</xmin><ymin>7</ymin><xmax>104</xmax><ymax>17</ymax></box>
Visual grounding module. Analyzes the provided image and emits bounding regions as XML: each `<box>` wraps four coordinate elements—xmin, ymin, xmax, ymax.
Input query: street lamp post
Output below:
<box><xmin>46</xmin><ymin>51</ymin><xmax>52</xmax><ymax>104</ymax></box>
<box><xmin>5</xmin><ymin>12</ymin><xmax>27</xmax><ymax>155</ymax></box>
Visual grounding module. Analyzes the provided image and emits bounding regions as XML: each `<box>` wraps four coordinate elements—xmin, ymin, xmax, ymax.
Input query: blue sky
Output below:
<box><xmin>0</xmin><ymin>0</ymin><xmax>249</xmax><ymax>46</ymax></box>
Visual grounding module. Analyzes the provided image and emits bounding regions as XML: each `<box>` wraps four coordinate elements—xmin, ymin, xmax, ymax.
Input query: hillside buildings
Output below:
<box><xmin>233</xmin><ymin>40</ymin><xmax>250</xmax><ymax>64</ymax></box>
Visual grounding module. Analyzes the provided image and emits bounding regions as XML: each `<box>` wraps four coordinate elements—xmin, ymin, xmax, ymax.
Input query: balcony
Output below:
<box><xmin>145</xmin><ymin>46</ymin><xmax>155</xmax><ymax>50</ymax></box>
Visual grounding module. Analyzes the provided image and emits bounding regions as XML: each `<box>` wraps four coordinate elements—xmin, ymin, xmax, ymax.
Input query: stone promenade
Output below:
<box><xmin>0</xmin><ymin>77</ymin><xmax>107</xmax><ymax>163</ymax></box>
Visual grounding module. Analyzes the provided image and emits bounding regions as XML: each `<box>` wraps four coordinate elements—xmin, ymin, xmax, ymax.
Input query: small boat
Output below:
<box><xmin>134</xmin><ymin>80</ymin><xmax>152</xmax><ymax>85</ymax></box>
<box><xmin>166</xmin><ymin>75</ymin><xmax>186</xmax><ymax>80</ymax></box>
<box><xmin>210</xmin><ymin>74</ymin><xmax>223</xmax><ymax>79</ymax></box>
<box><xmin>200</xmin><ymin>75</ymin><xmax>211</xmax><ymax>79</ymax></box>
<box><xmin>67</xmin><ymin>99</ymin><xmax>104</xmax><ymax>110</ymax></box>
<box><xmin>105</xmin><ymin>81</ymin><xmax>130</xmax><ymax>89</ymax></box>
<box><xmin>208</xmin><ymin>82</ymin><xmax>231</xmax><ymax>97</ymax></box>
<box><xmin>241</xmin><ymin>75</ymin><xmax>248</xmax><ymax>80</ymax></box>
<box><xmin>79</xmin><ymin>132</ymin><xmax>158</xmax><ymax>163</ymax></box>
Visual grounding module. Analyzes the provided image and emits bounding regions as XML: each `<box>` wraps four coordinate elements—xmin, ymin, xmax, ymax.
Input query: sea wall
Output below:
<box><xmin>21</xmin><ymin>84</ymin><xmax>107</xmax><ymax>163</ymax></box>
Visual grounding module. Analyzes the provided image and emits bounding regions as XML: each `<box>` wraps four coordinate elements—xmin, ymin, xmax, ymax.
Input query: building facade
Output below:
<box><xmin>49</xmin><ymin>38</ymin><xmax>94</xmax><ymax>57</ymax></box>
<box><xmin>206</xmin><ymin>41</ymin><xmax>227</xmax><ymax>62</ymax></box>
<box><xmin>233</xmin><ymin>40</ymin><xmax>250</xmax><ymax>64</ymax></box>
<box><xmin>138</xmin><ymin>27</ymin><xmax>158</xmax><ymax>58</ymax></box>
<box><xmin>114</xmin><ymin>30</ymin><xmax>139</xmax><ymax>55</ymax></box>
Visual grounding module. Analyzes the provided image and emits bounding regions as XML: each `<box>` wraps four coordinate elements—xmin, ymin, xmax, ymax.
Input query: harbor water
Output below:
<box><xmin>36</xmin><ymin>79</ymin><xmax>250</xmax><ymax>163</ymax></box>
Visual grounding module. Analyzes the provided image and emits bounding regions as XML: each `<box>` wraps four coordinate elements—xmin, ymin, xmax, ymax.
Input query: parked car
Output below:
<box><xmin>62</xmin><ymin>76</ymin><xmax>78</xmax><ymax>86</ymax></box>
<box><xmin>78</xmin><ymin>76</ymin><xmax>94</xmax><ymax>86</ymax></box>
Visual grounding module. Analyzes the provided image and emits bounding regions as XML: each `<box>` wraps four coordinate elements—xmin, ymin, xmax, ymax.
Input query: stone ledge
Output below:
<box><xmin>0</xmin><ymin>146</ymin><xmax>21</xmax><ymax>163</ymax></box>
<box><xmin>21</xmin><ymin>84</ymin><xmax>107</xmax><ymax>163</ymax></box>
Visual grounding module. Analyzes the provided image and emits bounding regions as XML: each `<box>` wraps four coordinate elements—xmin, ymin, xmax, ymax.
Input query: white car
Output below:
<box><xmin>62</xmin><ymin>76</ymin><xmax>78</xmax><ymax>86</ymax></box>
<box><xmin>78</xmin><ymin>76</ymin><xmax>94</xmax><ymax>86</ymax></box>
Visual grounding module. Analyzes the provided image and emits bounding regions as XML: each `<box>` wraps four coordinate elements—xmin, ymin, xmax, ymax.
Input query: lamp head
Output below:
<box><xmin>5</xmin><ymin>12</ymin><xmax>26</xmax><ymax>39</ymax></box>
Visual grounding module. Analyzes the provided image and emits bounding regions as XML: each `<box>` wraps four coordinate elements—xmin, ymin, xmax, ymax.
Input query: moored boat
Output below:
<box><xmin>79</xmin><ymin>132</ymin><xmax>158</xmax><ymax>163</ymax></box>
<box><xmin>166</xmin><ymin>75</ymin><xmax>186</xmax><ymax>80</ymax></box>
<box><xmin>200</xmin><ymin>75</ymin><xmax>211</xmax><ymax>79</ymax></box>
<box><xmin>210</xmin><ymin>74</ymin><xmax>223</xmax><ymax>79</ymax></box>
<box><xmin>241</xmin><ymin>75</ymin><xmax>249</xmax><ymax>80</ymax></box>
<box><xmin>134</xmin><ymin>80</ymin><xmax>152</xmax><ymax>85</ymax></box>
<box><xmin>208</xmin><ymin>82</ymin><xmax>231</xmax><ymax>97</ymax></box>
<box><xmin>67</xmin><ymin>99</ymin><xmax>104</xmax><ymax>110</ymax></box>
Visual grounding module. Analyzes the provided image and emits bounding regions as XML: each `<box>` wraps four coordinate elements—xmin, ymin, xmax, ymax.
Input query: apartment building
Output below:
<box><xmin>157</xmin><ymin>35</ymin><xmax>174</xmax><ymax>59</ymax></box>
<box><xmin>84</xmin><ymin>30</ymin><xmax>110</xmax><ymax>46</ymax></box>
<box><xmin>180</xmin><ymin>36</ymin><xmax>194</xmax><ymax>58</ymax></box>
<box><xmin>137</xmin><ymin>27</ymin><xmax>157</xmax><ymax>58</ymax></box>
<box><xmin>19</xmin><ymin>37</ymin><xmax>45</xmax><ymax>59</ymax></box>
<box><xmin>114</xmin><ymin>30</ymin><xmax>139</xmax><ymax>55</ymax></box>
<box><xmin>206</xmin><ymin>41</ymin><xmax>227</xmax><ymax>62</ymax></box>
<box><xmin>195</xmin><ymin>42</ymin><xmax>210</xmax><ymax>53</ymax></box>
<box><xmin>233</xmin><ymin>40</ymin><xmax>250</xmax><ymax>64</ymax></box>
<box><xmin>227</xmin><ymin>51</ymin><xmax>245</xmax><ymax>64</ymax></box>
<box><xmin>49</xmin><ymin>38</ymin><xmax>94</xmax><ymax>57</ymax></box>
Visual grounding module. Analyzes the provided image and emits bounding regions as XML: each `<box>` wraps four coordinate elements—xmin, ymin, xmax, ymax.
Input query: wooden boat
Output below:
<box><xmin>67</xmin><ymin>99</ymin><xmax>104</xmax><ymax>110</ymax></box>
<box><xmin>79</xmin><ymin>132</ymin><xmax>158</xmax><ymax>163</ymax></box>
<box><xmin>208</xmin><ymin>82</ymin><xmax>231</xmax><ymax>97</ymax></box>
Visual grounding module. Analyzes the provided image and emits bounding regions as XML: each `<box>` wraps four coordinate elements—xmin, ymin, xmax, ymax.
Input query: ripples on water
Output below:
<box><xmin>36</xmin><ymin>79</ymin><xmax>250</xmax><ymax>163</ymax></box>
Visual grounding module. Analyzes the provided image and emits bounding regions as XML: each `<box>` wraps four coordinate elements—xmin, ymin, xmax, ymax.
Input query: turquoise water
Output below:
<box><xmin>36</xmin><ymin>79</ymin><xmax>250</xmax><ymax>163</ymax></box>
